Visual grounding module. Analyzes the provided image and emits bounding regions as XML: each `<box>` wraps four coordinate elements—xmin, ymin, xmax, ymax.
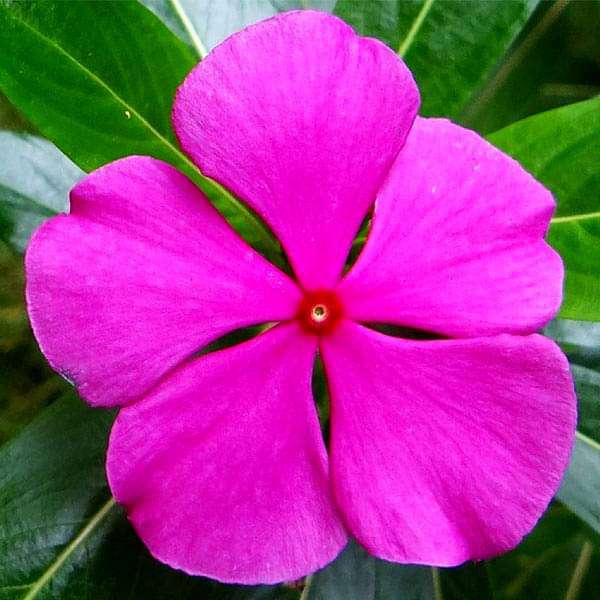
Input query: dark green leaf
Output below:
<box><xmin>0</xmin><ymin>0</ymin><xmax>281</xmax><ymax>259</ymax></box>
<box><xmin>334</xmin><ymin>0</ymin><xmax>540</xmax><ymax>119</ymax></box>
<box><xmin>438</xmin><ymin>562</ymin><xmax>495</xmax><ymax>600</ymax></box>
<box><xmin>0</xmin><ymin>394</ymin><xmax>298</xmax><ymax>599</ymax></box>
<box><xmin>0</xmin><ymin>133</ymin><xmax>82</xmax><ymax>252</ymax></box>
<box><xmin>466</xmin><ymin>0</ymin><xmax>599</xmax><ymax>135</ymax></box>
<box><xmin>143</xmin><ymin>0</ymin><xmax>336</xmax><ymax>56</ymax></box>
<box><xmin>486</xmin><ymin>504</ymin><xmax>598</xmax><ymax>600</ymax></box>
<box><xmin>489</xmin><ymin>97</ymin><xmax>600</xmax><ymax>321</ymax></box>
<box><xmin>304</xmin><ymin>541</ymin><xmax>436</xmax><ymax>600</ymax></box>
<box><xmin>0</xmin><ymin>90</ymin><xmax>29</xmax><ymax>131</ymax></box>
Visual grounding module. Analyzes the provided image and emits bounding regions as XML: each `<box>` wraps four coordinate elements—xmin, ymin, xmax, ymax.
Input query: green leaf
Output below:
<box><xmin>0</xmin><ymin>0</ymin><xmax>281</xmax><ymax>260</ymax></box>
<box><xmin>304</xmin><ymin>541</ymin><xmax>436</xmax><ymax>600</ymax></box>
<box><xmin>488</xmin><ymin>97</ymin><xmax>600</xmax><ymax>321</ymax></box>
<box><xmin>0</xmin><ymin>0</ymin><xmax>193</xmax><ymax>166</ymax></box>
<box><xmin>0</xmin><ymin>393</ymin><xmax>298</xmax><ymax>599</ymax></box>
<box><xmin>0</xmin><ymin>132</ymin><xmax>83</xmax><ymax>252</ymax></box>
<box><xmin>334</xmin><ymin>0</ymin><xmax>540</xmax><ymax>120</ymax></box>
<box><xmin>143</xmin><ymin>0</ymin><xmax>336</xmax><ymax>56</ymax></box>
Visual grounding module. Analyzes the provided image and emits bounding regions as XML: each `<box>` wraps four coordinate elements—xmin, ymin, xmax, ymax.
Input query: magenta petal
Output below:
<box><xmin>107</xmin><ymin>323</ymin><xmax>347</xmax><ymax>584</ymax></box>
<box><xmin>26</xmin><ymin>157</ymin><xmax>300</xmax><ymax>407</ymax></box>
<box><xmin>339</xmin><ymin>117</ymin><xmax>563</xmax><ymax>337</ymax></box>
<box><xmin>321</xmin><ymin>321</ymin><xmax>576</xmax><ymax>565</ymax></box>
<box><xmin>173</xmin><ymin>11</ymin><xmax>419</xmax><ymax>289</ymax></box>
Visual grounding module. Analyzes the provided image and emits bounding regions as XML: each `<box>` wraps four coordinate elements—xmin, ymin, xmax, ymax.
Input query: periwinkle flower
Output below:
<box><xmin>26</xmin><ymin>11</ymin><xmax>575</xmax><ymax>584</ymax></box>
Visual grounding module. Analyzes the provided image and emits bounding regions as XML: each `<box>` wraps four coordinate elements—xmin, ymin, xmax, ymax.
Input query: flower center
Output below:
<box><xmin>297</xmin><ymin>290</ymin><xmax>343</xmax><ymax>335</ymax></box>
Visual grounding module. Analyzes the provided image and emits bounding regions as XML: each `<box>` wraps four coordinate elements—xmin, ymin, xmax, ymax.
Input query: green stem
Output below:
<box><xmin>299</xmin><ymin>574</ymin><xmax>313</xmax><ymax>600</ymax></box>
<box><xmin>565</xmin><ymin>540</ymin><xmax>594</xmax><ymax>600</ymax></box>
<box><xmin>432</xmin><ymin>567</ymin><xmax>444</xmax><ymax>600</ymax></box>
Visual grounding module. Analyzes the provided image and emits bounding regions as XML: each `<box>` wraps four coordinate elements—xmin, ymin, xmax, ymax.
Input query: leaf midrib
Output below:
<box><xmin>168</xmin><ymin>0</ymin><xmax>208</xmax><ymax>58</ymax></box>
<box><xmin>19</xmin><ymin>496</ymin><xmax>116</xmax><ymax>600</ymax></box>
<box><xmin>576</xmin><ymin>430</ymin><xmax>600</xmax><ymax>452</ymax></box>
<box><xmin>3</xmin><ymin>6</ymin><xmax>280</xmax><ymax>258</ymax></box>
<box><xmin>10</xmin><ymin>11</ymin><xmax>197</xmax><ymax>180</ymax></box>
<box><xmin>552</xmin><ymin>211</ymin><xmax>600</xmax><ymax>224</ymax></box>
<box><xmin>397</xmin><ymin>0</ymin><xmax>436</xmax><ymax>57</ymax></box>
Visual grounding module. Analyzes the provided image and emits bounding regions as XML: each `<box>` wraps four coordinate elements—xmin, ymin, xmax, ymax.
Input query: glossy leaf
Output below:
<box><xmin>334</xmin><ymin>0</ymin><xmax>540</xmax><ymax>119</ymax></box>
<box><xmin>0</xmin><ymin>0</ymin><xmax>193</xmax><ymax>164</ymax></box>
<box><xmin>0</xmin><ymin>133</ymin><xmax>82</xmax><ymax>252</ymax></box>
<box><xmin>143</xmin><ymin>0</ymin><xmax>336</xmax><ymax>56</ymax></box>
<box><xmin>489</xmin><ymin>97</ymin><xmax>600</xmax><ymax>321</ymax></box>
<box><xmin>0</xmin><ymin>393</ymin><xmax>298</xmax><ymax>599</ymax></box>
<box><xmin>0</xmin><ymin>0</ymin><xmax>281</xmax><ymax>259</ymax></box>
<box><xmin>304</xmin><ymin>541</ymin><xmax>435</xmax><ymax>600</ymax></box>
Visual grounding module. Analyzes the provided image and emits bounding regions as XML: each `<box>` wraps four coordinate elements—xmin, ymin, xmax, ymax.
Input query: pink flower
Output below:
<box><xmin>25</xmin><ymin>11</ymin><xmax>576</xmax><ymax>585</ymax></box>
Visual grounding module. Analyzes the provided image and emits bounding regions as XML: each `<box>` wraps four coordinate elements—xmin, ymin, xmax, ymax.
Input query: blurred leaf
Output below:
<box><xmin>557</xmin><ymin>359</ymin><xmax>600</xmax><ymax>536</ymax></box>
<box><xmin>572</xmin><ymin>365</ymin><xmax>600</xmax><ymax>443</ymax></box>
<box><xmin>0</xmin><ymin>0</ymin><xmax>281</xmax><ymax>260</ymax></box>
<box><xmin>334</xmin><ymin>0</ymin><xmax>540</xmax><ymax>120</ymax></box>
<box><xmin>0</xmin><ymin>393</ymin><xmax>298</xmax><ymax>599</ymax></box>
<box><xmin>0</xmin><ymin>133</ymin><xmax>82</xmax><ymax>252</ymax></box>
<box><xmin>546</xmin><ymin>319</ymin><xmax>600</xmax><ymax>370</ymax></box>
<box><xmin>304</xmin><ymin>541</ymin><xmax>435</xmax><ymax>599</ymax></box>
<box><xmin>557</xmin><ymin>433</ymin><xmax>600</xmax><ymax>535</ymax></box>
<box><xmin>489</xmin><ymin>97</ymin><xmax>600</xmax><ymax>321</ymax></box>
<box><xmin>543</xmin><ymin>318</ymin><xmax>600</xmax><ymax>539</ymax></box>
<box><xmin>0</xmin><ymin>241</ymin><xmax>66</xmax><ymax>444</ymax></box>
<box><xmin>143</xmin><ymin>0</ymin><xmax>336</xmax><ymax>56</ymax></box>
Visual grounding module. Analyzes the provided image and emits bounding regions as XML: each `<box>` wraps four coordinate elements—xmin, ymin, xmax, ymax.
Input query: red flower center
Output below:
<box><xmin>297</xmin><ymin>290</ymin><xmax>343</xmax><ymax>335</ymax></box>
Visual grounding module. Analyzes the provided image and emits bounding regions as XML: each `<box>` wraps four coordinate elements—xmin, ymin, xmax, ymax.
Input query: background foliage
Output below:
<box><xmin>0</xmin><ymin>1</ymin><xmax>599</xmax><ymax>598</ymax></box>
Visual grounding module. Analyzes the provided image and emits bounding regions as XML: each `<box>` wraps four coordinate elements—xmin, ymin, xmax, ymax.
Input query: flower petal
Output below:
<box><xmin>107</xmin><ymin>322</ymin><xmax>347</xmax><ymax>584</ymax></box>
<box><xmin>339</xmin><ymin>117</ymin><xmax>563</xmax><ymax>337</ymax></box>
<box><xmin>321</xmin><ymin>321</ymin><xmax>576</xmax><ymax>565</ymax></box>
<box><xmin>26</xmin><ymin>156</ymin><xmax>300</xmax><ymax>407</ymax></box>
<box><xmin>173</xmin><ymin>11</ymin><xmax>419</xmax><ymax>289</ymax></box>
